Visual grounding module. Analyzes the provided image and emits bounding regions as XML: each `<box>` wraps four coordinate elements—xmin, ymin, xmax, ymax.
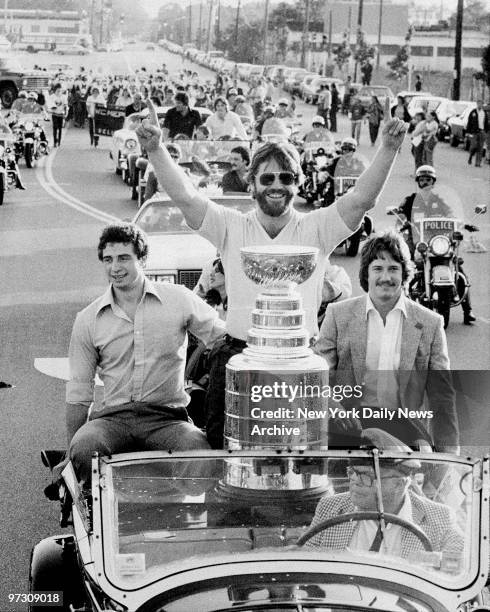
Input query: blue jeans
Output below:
<box><xmin>69</xmin><ymin>402</ymin><xmax>209</xmax><ymax>485</ymax></box>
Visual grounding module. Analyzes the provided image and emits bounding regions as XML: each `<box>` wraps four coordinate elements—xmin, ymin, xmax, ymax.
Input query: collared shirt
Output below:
<box><xmin>349</xmin><ymin>494</ymin><xmax>412</xmax><ymax>557</ymax></box>
<box><xmin>364</xmin><ymin>293</ymin><xmax>407</xmax><ymax>408</ymax></box>
<box><xmin>66</xmin><ymin>280</ymin><xmax>225</xmax><ymax>413</ymax></box>
<box><xmin>477</xmin><ymin>109</ymin><xmax>485</xmax><ymax>130</ymax></box>
<box><xmin>204</xmin><ymin>110</ymin><xmax>248</xmax><ymax>140</ymax></box>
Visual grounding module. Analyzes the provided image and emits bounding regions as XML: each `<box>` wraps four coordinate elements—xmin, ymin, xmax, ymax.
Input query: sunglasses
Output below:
<box><xmin>258</xmin><ymin>171</ymin><xmax>298</xmax><ymax>186</ymax></box>
<box><xmin>341</xmin><ymin>146</ymin><xmax>356</xmax><ymax>153</ymax></box>
<box><xmin>347</xmin><ymin>466</ymin><xmax>403</xmax><ymax>487</ymax></box>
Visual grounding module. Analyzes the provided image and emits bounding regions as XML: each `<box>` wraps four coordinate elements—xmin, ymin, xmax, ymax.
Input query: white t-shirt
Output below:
<box><xmin>204</xmin><ymin>111</ymin><xmax>248</xmax><ymax>140</ymax></box>
<box><xmin>198</xmin><ymin>201</ymin><xmax>351</xmax><ymax>340</ymax></box>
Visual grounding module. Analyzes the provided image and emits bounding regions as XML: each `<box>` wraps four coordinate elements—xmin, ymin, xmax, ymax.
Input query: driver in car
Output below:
<box><xmin>305</xmin><ymin>429</ymin><xmax>464</xmax><ymax>558</ymax></box>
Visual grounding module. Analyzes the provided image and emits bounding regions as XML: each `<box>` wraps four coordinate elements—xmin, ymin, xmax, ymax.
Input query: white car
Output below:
<box><xmin>132</xmin><ymin>195</ymin><xmax>254</xmax><ymax>288</ymax></box>
<box><xmin>111</xmin><ymin>106</ymin><xmax>213</xmax><ymax>181</ymax></box>
<box><xmin>447</xmin><ymin>102</ymin><xmax>478</xmax><ymax>149</ymax></box>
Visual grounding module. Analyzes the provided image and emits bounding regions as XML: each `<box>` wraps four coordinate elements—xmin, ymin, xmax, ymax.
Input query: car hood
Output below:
<box><xmin>145</xmin><ymin>233</ymin><xmax>217</xmax><ymax>271</ymax></box>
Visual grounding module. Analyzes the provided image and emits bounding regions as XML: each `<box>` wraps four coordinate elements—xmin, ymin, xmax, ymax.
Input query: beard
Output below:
<box><xmin>254</xmin><ymin>188</ymin><xmax>294</xmax><ymax>218</ymax></box>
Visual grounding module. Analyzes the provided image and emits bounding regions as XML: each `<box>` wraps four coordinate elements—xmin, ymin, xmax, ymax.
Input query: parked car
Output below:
<box><xmin>406</xmin><ymin>95</ymin><xmax>448</xmax><ymax>119</ymax></box>
<box><xmin>30</xmin><ymin>448</ymin><xmax>490</xmax><ymax>612</ymax></box>
<box><xmin>284</xmin><ymin>68</ymin><xmax>311</xmax><ymax>94</ymax></box>
<box><xmin>248</xmin><ymin>64</ymin><xmax>265</xmax><ymax>83</ymax></box>
<box><xmin>57</xmin><ymin>44</ymin><xmax>91</xmax><ymax>55</ymax></box>
<box><xmin>299</xmin><ymin>73</ymin><xmax>318</xmax><ymax>100</ymax></box>
<box><xmin>394</xmin><ymin>90</ymin><xmax>432</xmax><ymax>105</ymax></box>
<box><xmin>356</xmin><ymin>85</ymin><xmax>395</xmax><ymax>110</ymax></box>
<box><xmin>437</xmin><ymin>100</ymin><xmax>476</xmax><ymax>141</ymax></box>
<box><xmin>263</xmin><ymin>64</ymin><xmax>289</xmax><ymax>86</ymax></box>
<box><xmin>447</xmin><ymin>102</ymin><xmax>478</xmax><ymax>149</ymax></box>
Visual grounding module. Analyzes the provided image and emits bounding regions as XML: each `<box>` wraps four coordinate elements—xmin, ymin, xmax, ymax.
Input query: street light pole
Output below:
<box><xmin>353</xmin><ymin>0</ymin><xmax>364</xmax><ymax>82</ymax></box>
<box><xmin>301</xmin><ymin>0</ymin><xmax>311</xmax><ymax>69</ymax></box>
<box><xmin>234</xmin><ymin>0</ymin><xmax>241</xmax><ymax>57</ymax></box>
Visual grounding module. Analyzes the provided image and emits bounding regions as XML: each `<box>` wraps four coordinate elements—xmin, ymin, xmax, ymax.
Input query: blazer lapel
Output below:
<box><xmin>398</xmin><ymin>303</ymin><xmax>423</xmax><ymax>397</ymax></box>
<box><xmin>347</xmin><ymin>298</ymin><xmax>368</xmax><ymax>384</ymax></box>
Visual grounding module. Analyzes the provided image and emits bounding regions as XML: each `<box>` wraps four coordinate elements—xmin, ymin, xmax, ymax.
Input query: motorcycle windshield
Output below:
<box><xmin>333</xmin><ymin>153</ymin><xmax>369</xmax><ymax>195</ymax></box>
<box><xmin>96</xmin><ymin>451</ymin><xmax>483</xmax><ymax>596</ymax></box>
<box><xmin>411</xmin><ymin>186</ymin><xmax>465</xmax><ymax>242</ymax></box>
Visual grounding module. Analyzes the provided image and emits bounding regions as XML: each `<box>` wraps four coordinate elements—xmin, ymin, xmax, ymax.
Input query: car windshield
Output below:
<box><xmin>135</xmin><ymin>197</ymin><xmax>252</xmax><ymax>234</ymax></box>
<box><xmin>97</xmin><ymin>451</ymin><xmax>480</xmax><ymax>592</ymax></box>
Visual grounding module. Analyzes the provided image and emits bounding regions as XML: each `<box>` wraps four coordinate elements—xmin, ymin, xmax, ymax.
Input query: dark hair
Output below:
<box><xmin>174</xmin><ymin>91</ymin><xmax>189</xmax><ymax>106</ymax></box>
<box><xmin>415</xmin><ymin>111</ymin><xmax>426</xmax><ymax>121</ymax></box>
<box><xmin>247</xmin><ymin>141</ymin><xmax>304</xmax><ymax>185</ymax></box>
<box><xmin>213</xmin><ymin>96</ymin><xmax>228</xmax><ymax>110</ymax></box>
<box><xmin>358</xmin><ymin>230</ymin><xmax>414</xmax><ymax>292</ymax></box>
<box><xmin>196</xmin><ymin>124</ymin><xmax>210</xmax><ymax>137</ymax></box>
<box><xmin>231</xmin><ymin>145</ymin><xmax>250</xmax><ymax>165</ymax></box>
<box><xmin>97</xmin><ymin>223</ymin><xmax>148</xmax><ymax>261</ymax></box>
<box><xmin>166</xmin><ymin>143</ymin><xmax>182</xmax><ymax>158</ymax></box>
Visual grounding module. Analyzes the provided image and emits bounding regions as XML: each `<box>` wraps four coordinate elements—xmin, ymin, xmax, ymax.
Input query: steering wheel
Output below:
<box><xmin>296</xmin><ymin>511</ymin><xmax>433</xmax><ymax>551</ymax></box>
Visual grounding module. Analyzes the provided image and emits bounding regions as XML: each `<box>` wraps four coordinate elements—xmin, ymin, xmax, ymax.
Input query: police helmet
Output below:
<box><xmin>341</xmin><ymin>136</ymin><xmax>357</xmax><ymax>150</ymax></box>
<box><xmin>312</xmin><ymin>115</ymin><xmax>325</xmax><ymax>126</ymax></box>
<box><xmin>28</xmin><ymin>91</ymin><xmax>38</xmax><ymax>100</ymax></box>
<box><xmin>415</xmin><ymin>165</ymin><xmax>436</xmax><ymax>183</ymax></box>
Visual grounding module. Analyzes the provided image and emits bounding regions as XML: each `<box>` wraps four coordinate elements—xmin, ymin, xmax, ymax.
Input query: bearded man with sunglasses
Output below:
<box><xmin>136</xmin><ymin>100</ymin><xmax>407</xmax><ymax>448</ymax></box>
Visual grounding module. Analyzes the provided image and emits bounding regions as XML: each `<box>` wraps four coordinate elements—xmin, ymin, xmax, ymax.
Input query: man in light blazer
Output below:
<box><xmin>314</xmin><ymin>230</ymin><xmax>458</xmax><ymax>452</ymax></box>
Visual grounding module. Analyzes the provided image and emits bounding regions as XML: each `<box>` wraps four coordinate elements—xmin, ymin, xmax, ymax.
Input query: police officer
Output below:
<box><xmin>398</xmin><ymin>165</ymin><xmax>477</xmax><ymax>325</ymax></box>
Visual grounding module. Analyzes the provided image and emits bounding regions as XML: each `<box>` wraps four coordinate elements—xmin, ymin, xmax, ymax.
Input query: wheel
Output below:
<box><xmin>344</xmin><ymin>228</ymin><xmax>362</xmax><ymax>256</ymax></box>
<box><xmin>297</xmin><ymin>511</ymin><xmax>433</xmax><ymax>550</ymax></box>
<box><xmin>25</xmin><ymin>143</ymin><xmax>33</xmax><ymax>168</ymax></box>
<box><xmin>450</xmin><ymin>135</ymin><xmax>459</xmax><ymax>147</ymax></box>
<box><xmin>29</xmin><ymin>536</ymin><xmax>87</xmax><ymax>611</ymax></box>
<box><xmin>435</xmin><ymin>290</ymin><xmax>451</xmax><ymax>329</ymax></box>
<box><xmin>0</xmin><ymin>85</ymin><xmax>17</xmax><ymax>109</ymax></box>
<box><xmin>131</xmin><ymin>167</ymin><xmax>139</xmax><ymax>200</ymax></box>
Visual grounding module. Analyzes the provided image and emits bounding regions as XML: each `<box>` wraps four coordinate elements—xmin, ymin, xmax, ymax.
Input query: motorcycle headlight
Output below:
<box><xmin>125</xmin><ymin>138</ymin><xmax>137</xmax><ymax>150</ymax></box>
<box><xmin>25</xmin><ymin>121</ymin><xmax>34</xmax><ymax>131</ymax></box>
<box><xmin>145</xmin><ymin>273</ymin><xmax>176</xmax><ymax>283</ymax></box>
<box><xmin>430</xmin><ymin>235</ymin><xmax>450</xmax><ymax>256</ymax></box>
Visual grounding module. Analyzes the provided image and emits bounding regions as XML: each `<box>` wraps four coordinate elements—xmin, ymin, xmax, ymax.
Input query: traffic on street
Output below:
<box><xmin>0</xmin><ymin>37</ymin><xmax>489</xmax><ymax>612</ymax></box>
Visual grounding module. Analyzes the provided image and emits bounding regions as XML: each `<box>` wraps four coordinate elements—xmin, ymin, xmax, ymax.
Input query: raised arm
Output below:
<box><xmin>136</xmin><ymin>99</ymin><xmax>209</xmax><ymax>229</ymax></box>
<box><xmin>336</xmin><ymin>118</ymin><xmax>407</xmax><ymax>231</ymax></box>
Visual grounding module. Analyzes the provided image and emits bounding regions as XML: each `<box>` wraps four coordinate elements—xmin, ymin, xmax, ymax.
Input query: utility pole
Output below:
<box><xmin>206</xmin><ymin>0</ymin><xmax>214</xmax><ymax>53</ymax></box>
<box><xmin>452</xmin><ymin>0</ymin><xmax>463</xmax><ymax>100</ymax></box>
<box><xmin>198</xmin><ymin>0</ymin><xmax>203</xmax><ymax>48</ymax></box>
<box><xmin>263</xmin><ymin>0</ymin><xmax>270</xmax><ymax>66</ymax></box>
<box><xmin>234</xmin><ymin>0</ymin><xmax>241</xmax><ymax>57</ymax></box>
<box><xmin>188</xmin><ymin>1</ymin><xmax>192</xmax><ymax>45</ymax></box>
<box><xmin>376</xmin><ymin>0</ymin><xmax>383</xmax><ymax>68</ymax></box>
<box><xmin>215</xmin><ymin>0</ymin><xmax>221</xmax><ymax>48</ymax></box>
<box><xmin>301</xmin><ymin>0</ymin><xmax>311</xmax><ymax>69</ymax></box>
<box><xmin>353</xmin><ymin>0</ymin><xmax>364</xmax><ymax>82</ymax></box>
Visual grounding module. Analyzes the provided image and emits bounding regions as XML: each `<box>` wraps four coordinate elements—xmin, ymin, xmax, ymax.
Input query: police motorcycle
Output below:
<box><xmin>13</xmin><ymin>113</ymin><xmax>49</xmax><ymax>168</ymax></box>
<box><xmin>330</xmin><ymin>139</ymin><xmax>374</xmax><ymax>256</ymax></box>
<box><xmin>30</xmin><ymin>432</ymin><xmax>490</xmax><ymax>611</ymax></box>
<box><xmin>298</xmin><ymin>123</ymin><xmax>339</xmax><ymax>208</ymax></box>
<box><xmin>387</xmin><ymin>182</ymin><xmax>485</xmax><ymax>328</ymax></box>
<box><xmin>0</xmin><ymin>125</ymin><xmax>23</xmax><ymax>205</ymax></box>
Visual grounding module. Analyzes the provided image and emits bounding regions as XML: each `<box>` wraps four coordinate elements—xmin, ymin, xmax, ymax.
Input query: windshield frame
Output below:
<box><xmin>90</xmin><ymin>449</ymin><xmax>487</xmax><ymax>602</ymax></box>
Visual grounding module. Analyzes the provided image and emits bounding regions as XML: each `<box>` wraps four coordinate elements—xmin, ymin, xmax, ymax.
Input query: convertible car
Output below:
<box><xmin>30</xmin><ymin>449</ymin><xmax>489</xmax><ymax>612</ymax></box>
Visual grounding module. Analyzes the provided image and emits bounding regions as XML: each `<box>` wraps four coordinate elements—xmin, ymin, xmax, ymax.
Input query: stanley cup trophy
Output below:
<box><xmin>221</xmin><ymin>245</ymin><xmax>330</xmax><ymax>495</ymax></box>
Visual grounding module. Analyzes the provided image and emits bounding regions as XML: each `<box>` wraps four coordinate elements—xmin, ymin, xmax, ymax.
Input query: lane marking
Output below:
<box><xmin>36</xmin><ymin>149</ymin><xmax>120</xmax><ymax>224</ymax></box>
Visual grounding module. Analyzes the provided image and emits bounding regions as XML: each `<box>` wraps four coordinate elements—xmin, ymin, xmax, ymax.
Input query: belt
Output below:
<box><xmin>224</xmin><ymin>334</ymin><xmax>247</xmax><ymax>349</ymax></box>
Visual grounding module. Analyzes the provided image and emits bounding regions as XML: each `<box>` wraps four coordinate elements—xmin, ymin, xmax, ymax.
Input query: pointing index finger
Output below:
<box><xmin>146</xmin><ymin>98</ymin><xmax>158</xmax><ymax>126</ymax></box>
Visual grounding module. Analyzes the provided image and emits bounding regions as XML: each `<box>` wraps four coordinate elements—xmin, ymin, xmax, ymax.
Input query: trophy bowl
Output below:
<box><xmin>240</xmin><ymin>245</ymin><xmax>318</xmax><ymax>289</ymax></box>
